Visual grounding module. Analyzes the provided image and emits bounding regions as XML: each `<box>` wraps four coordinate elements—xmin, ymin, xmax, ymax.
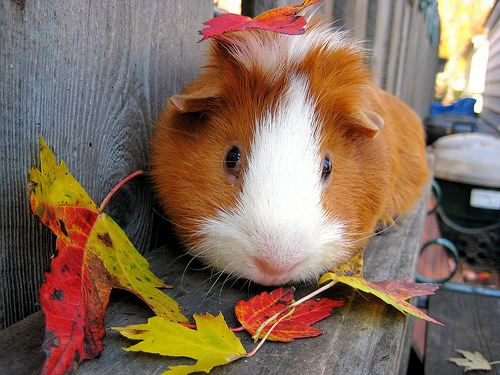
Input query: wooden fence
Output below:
<box><xmin>0</xmin><ymin>0</ymin><xmax>439</xmax><ymax>329</ymax></box>
<box><xmin>0</xmin><ymin>0</ymin><xmax>213</xmax><ymax>329</ymax></box>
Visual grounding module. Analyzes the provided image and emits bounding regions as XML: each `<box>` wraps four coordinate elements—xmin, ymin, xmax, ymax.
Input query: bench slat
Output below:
<box><xmin>425</xmin><ymin>289</ymin><xmax>500</xmax><ymax>375</ymax></box>
<box><xmin>0</xmin><ymin>186</ymin><xmax>429</xmax><ymax>375</ymax></box>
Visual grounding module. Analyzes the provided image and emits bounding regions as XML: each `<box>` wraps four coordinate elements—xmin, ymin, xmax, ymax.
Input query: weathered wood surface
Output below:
<box><xmin>242</xmin><ymin>0</ymin><xmax>296</xmax><ymax>18</ymax></box>
<box><xmin>425</xmin><ymin>289</ymin><xmax>500</xmax><ymax>375</ymax></box>
<box><xmin>329</xmin><ymin>0</ymin><xmax>439</xmax><ymax>118</ymax></box>
<box><xmin>0</xmin><ymin>0</ymin><xmax>213</xmax><ymax>329</ymax></box>
<box><xmin>0</xmin><ymin>186</ymin><xmax>429</xmax><ymax>375</ymax></box>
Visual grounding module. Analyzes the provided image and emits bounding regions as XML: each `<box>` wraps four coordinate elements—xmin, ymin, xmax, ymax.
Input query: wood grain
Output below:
<box><xmin>241</xmin><ymin>0</ymin><xmax>297</xmax><ymax>17</ymax></box>
<box><xmin>425</xmin><ymin>289</ymin><xmax>500</xmax><ymax>375</ymax></box>
<box><xmin>0</xmin><ymin>0</ymin><xmax>213</xmax><ymax>329</ymax></box>
<box><xmin>327</xmin><ymin>0</ymin><xmax>438</xmax><ymax>118</ymax></box>
<box><xmin>0</xmin><ymin>184</ymin><xmax>430</xmax><ymax>374</ymax></box>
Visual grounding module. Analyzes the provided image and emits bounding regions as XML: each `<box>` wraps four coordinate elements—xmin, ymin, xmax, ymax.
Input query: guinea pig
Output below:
<box><xmin>150</xmin><ymin>23</ymin><xmax>429</xmax><ymax>286</ymax></box>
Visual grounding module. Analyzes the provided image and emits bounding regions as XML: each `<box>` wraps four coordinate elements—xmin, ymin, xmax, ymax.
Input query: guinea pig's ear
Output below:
<box><xmin>169</xmin><ymin>85</ymin><xmax>220</xmax><ymax>114</ymax></box>
<box><xmin>350</xmin><ymin>110</ymin><xmax>384</xmax><ymax>138</ymax></box>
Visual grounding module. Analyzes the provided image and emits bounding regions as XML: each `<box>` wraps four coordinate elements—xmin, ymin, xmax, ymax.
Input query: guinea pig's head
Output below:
<box><xmin>151</xmin><ymin>25</ymin><xmax>388</xmax><ymax>286</ymax></box>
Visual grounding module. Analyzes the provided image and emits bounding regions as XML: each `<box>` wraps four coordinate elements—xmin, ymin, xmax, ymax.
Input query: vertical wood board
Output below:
<box><xmin>0</xmin><ymin>0</ymin><xmax>213</xmax><ymax>328</ymax></box>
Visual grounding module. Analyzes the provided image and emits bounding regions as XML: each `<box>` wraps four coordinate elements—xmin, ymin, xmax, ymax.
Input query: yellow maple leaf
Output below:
<box><xmin>114</xmin><ymin>313</ymin><xmax>247</xmax><ymax>374</ymax></box>
<box><xmin>319</xmin><ymin>251</ymin><xmax>442</xmax><ymax>325</ymax></box>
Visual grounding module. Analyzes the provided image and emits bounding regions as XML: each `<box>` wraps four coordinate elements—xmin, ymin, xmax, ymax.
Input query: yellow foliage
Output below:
<box><xmin>438</xmin><ymin>0</ymin><xmax>494</xmax><ymax>59</ymax></box>
<box><xmin>114</xmin><ymin>313</ymin><xmax>246</xmax><ymax>374</ymax></box>
<box><xmin>319</xmin><ymin>251</ymin><xmax>442</xmax><ymax>325</ymax></box>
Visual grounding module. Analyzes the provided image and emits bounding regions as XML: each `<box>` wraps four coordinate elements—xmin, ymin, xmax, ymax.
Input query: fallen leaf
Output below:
<box><xmin>235</xmin><ymin>287</ymin><xmax>344</xmax><ymax>342</ymax></box>
<box><xmin>114</xmin><ymin>313</ymin><xmax>246</xmax><ymax>375</ymax></box>
<box><xmin>319</xmin><ymin>250</ymin><xmax>443</xmax><ymax>325</ymax></box>
<box><xmin>30</xmin><ymin>138</ymin><xmax>187</xmax><ymax>375</ymax></box>
<box><xmin>448</xmin><ymin>349</ymin><xmax>492</xmax><ymax>372</ymax></box>
<box><xmin>200</xmin><ymin>0</ymin><xmax>322</xmax><ymax>40</ymax></box>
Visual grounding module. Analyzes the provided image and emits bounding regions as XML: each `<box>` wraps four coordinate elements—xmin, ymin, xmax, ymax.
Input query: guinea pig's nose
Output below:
<box><xmin>253</xmin><ymin>257</ymin><xmax>300</xmax><ymax>277</ymax></box>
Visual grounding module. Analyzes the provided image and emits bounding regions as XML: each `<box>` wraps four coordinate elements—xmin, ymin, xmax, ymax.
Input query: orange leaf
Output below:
<box><xmin>200</xmin><ymin>0</ymin><xmax>322</xmax><ymax>40</ymax></box>
<box><xmin>235</xmin><ymin>287</ymin><xmax>344</xmax><ymax>342</ymax></box>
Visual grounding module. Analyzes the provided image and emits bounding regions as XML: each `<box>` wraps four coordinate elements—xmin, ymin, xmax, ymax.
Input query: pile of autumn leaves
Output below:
<box><xmin>31</xmin><ymin>136</ymin><xmax>441</xmax><ymax>375</ymax></box>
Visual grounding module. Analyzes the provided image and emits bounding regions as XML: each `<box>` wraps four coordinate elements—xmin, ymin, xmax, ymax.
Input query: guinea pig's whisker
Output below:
<box><xmin>197</xmin><ymin>265</ymin><xmax>231</xmax><ymax>311</ymax></box>
<box><xmin>239</xmin><ymin>279</ymin><xmax>250</xmax><ymax>293</ymax></box>
<box><xmin>189</xmin><ymin>264</ymin><xmax>212</xmax><ymax>271</ymax></box>
<box><xmin>164</xmin><ymin>252</ymin><xmax>192</xmax><ymax>269</ymax></box>
<box><xmin>348</xmin><ymin>215</ymin><xmax>401</xmax><ymax>245</ymax></box>
<box><xmin>219</xmin><ymin>265</ymin><xmax>237</xmax><ymax>303</ymax></box>
<box><xmin>180</xmin><ymin>247</ymin><xmax>213</xmax><ymax>287</ymax></box>
<box><xmin>229</xmin><ymin>275</ymin><xmax>243</xmax><ymax>290</ymax></box>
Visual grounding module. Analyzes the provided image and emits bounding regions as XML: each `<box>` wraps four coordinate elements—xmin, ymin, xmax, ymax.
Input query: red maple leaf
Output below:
<box><xmin>30</xmin><ymin>139</ymin><xmax>186</xmax><ymax>375</ymax></box>
<box><xmin>200</xmin><ymin>0</ymin><xmax>322</xmax><ymax>40</ymax></box>
<box><xmin>235</xmin><ymin>287</ymin><xmax>344</xmax><ymax>342</ymax></box>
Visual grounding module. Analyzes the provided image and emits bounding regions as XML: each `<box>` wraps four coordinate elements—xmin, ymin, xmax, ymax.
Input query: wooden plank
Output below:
<box><xmin>241</xmin><ymin>0</ymin><xmax>296</xmax><ymax>17</ymax></box>
<box><xmin>425</xmin><ymin>289</ymin><xmax>500</xmax><ymax>375</ymax></box>
<box><xmin>343</xmin><ymin>0</ymin><xmax>369</xmax><ymax>41</ymax></box>
<box><xmin>400</xmin><ymin>1</ymin><xmax>420</xmax><ymax>107</ymax></box>
<box><xmin>332</xmin><ymin>0</ymin><xmax>347</xmax><ymax>22</ymax></box>
<box><xmin>370</xmin><ymin>0</ymin><xmax>392</xmax><ymax>88</ymax></box>
<box><xmin>0</xmin><ymin>180</ymin><xmax>431</xmax><ymax>374</ymax></box>
<box><xmin>385</xmin><ymin>0</ymin><xmax>405</xmax><ymax>95</ymax></box>
<box><xmin>0</xmin><ymin>0</ymin><xmax>213</xmax><ymax>329</ymax></box>
<box><xmin>394</xmin><ymin>2</ymin><xmax>412</xmax><ymax>99</ymax></box>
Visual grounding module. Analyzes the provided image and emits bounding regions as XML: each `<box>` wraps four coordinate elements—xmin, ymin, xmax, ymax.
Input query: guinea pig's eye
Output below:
<box><xmin>322</xmin><ymin>156</ymin><xmax>332</xmax><ymax>181</ymax></box>
<box><xmin>225</xmin><ymin>146</ymin><xmax>242</xmax><ymax>178</ymax></box>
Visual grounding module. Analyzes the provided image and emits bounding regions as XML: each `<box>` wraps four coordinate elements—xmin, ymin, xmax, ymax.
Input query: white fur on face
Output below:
<box><xmin>195</xmin><ymin>77</ymin><xmax>347</xmax><ymax>286</ymax></box>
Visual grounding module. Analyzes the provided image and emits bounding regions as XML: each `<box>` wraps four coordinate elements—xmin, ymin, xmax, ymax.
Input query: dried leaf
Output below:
<box><xmin>235</xmin><ymin>287</ymin><xmax>344</xmax><ymax>342</ymax></box>
<box><xmin>448</xmin><ymin>349</ymin><xmax>492</xmax><ymax>372</ymax></box>
<box><xmin>114</xmin><ymin>313</ymin><xmax>246</xmax><ymax>375</ymax></box>
<box><xmin>319</xmin><ymin>250</ymin><xmax>442</xmax><ymax>325</ymax></box>
<box><xmin>30</xmin><ymin>138</ymin><xmax>187</xmax><ymax>375</ymax></box>
<box><xmin>200</xmin><ymin>0</ymin><xmax>322</xmax><ymax>40</ymax></box>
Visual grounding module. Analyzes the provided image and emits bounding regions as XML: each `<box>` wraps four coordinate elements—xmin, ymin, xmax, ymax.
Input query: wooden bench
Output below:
<box><xmin>425</xmin><ymin>288</ymin><xmax>500</xmax><ymax>375</ymax></box>
<box><xmin>0</xmin><ymin>187</ymin><xmax>430</xmax><ymax>375</ymax></box>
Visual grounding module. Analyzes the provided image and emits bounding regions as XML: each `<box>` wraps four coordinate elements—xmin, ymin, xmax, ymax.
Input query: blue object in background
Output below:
<box><xmin>430</xmin><ymin>98</ymin><xmax>477</xmax><ymax>117</ymax></box>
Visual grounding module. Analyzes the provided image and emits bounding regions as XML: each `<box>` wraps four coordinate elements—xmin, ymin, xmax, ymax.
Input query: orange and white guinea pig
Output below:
<box><xmin>151</xmin><ymin>23</ymin><xmax>429</xmax><ymax>286</ymax></box>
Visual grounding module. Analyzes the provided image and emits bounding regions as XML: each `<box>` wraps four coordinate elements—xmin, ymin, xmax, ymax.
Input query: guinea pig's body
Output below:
<box><xmin>151</xmin><ymin>24</ymin><xmax>429</xmax><ymax>286</ymax></box>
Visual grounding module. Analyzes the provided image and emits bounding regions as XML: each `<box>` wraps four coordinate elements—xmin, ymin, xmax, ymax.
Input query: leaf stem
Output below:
<box><xmin>246</xmin><ymin>308</ymin><xmax>296</xmax><ymax>358</ymax></box>
<box><xmin>490</xmin><ymin>361</ymin><xmax>500</xmax><ymax>366</ymax></box>
<box><xmin>99</xmin><ymin>170</ymin><xmax>144</xmax><ymax>213</ymax></box>
<box><xmin>232</xmin><ymin>326</ymin><xmax>246</xmax><ymax>332</ymax></box>
<box><xmin>251</xmin><ymin>280</ymin><xmax>337</xmax><ymax>341</ymax></box>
